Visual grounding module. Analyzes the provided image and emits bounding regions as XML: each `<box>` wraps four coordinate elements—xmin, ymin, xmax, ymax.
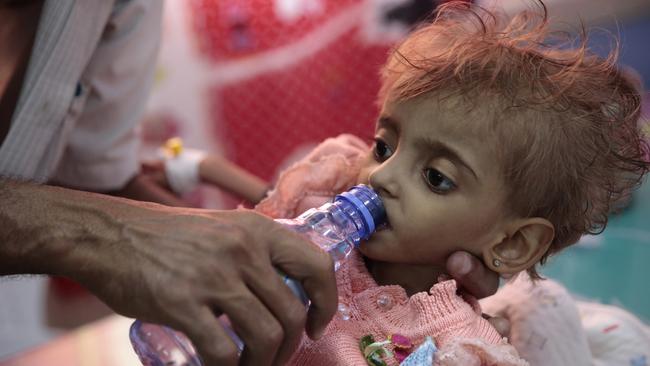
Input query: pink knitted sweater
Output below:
<box><xmin>256</xmin><ymin>135</ymin><xmax>527</xmax><ymax>366</ymax></box>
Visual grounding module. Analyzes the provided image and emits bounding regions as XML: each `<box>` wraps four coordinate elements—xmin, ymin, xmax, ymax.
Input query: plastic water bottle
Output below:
<box><xmin>129</xmin><ymin>185</ymin><xmax>386</xmax><ymax>366</ymax></box>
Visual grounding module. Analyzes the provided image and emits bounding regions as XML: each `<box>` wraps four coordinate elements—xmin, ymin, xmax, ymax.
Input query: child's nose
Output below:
<box><xmin>368</xmin><ymin>164</ymin><xmax>399</xmax><ymax>199</ymax></box>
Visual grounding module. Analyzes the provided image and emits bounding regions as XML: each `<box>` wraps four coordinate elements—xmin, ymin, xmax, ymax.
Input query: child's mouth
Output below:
<box><xmin>376</xmin><ymin>220</ymin><xmax>391</xmax><ymax>232</ymax></box>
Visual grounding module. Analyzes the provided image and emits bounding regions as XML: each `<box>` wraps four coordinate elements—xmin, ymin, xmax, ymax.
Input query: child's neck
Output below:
<box><xmin>363</xmin><ymin>256</ymin><xmax>447</xmax><ymax>297</ymax></box>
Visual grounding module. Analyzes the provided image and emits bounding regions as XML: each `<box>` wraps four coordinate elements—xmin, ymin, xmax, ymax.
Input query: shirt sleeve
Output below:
<box><xmin>52</xmin><ymin>0</ymin><xmax>163</xmax><ymax>191</ymax></box>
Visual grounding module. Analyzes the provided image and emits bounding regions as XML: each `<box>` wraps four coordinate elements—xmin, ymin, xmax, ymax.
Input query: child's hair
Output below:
<box><xmin>379</xmin><ymin>1</ymin><xmax>650</xmax><ymax>278</ymax></box>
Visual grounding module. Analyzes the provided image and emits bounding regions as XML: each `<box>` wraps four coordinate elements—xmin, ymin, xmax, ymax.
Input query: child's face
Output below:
<box><xmin>356</xmin><ymin>94</ymin><xmax>514</xmax><ymax>267</ymax></box>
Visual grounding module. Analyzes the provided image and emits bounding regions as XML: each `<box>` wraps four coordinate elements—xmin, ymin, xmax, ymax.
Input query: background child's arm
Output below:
<box><xmin>143</xmin><ymin>138</ymin><xmax>269</xmax><ymax>205</ymax></box>
<box><xmin>199</xmin><ymin>155</ymin><xmax>269</xmax><ymax>204</ymax></box>
<box><xmin>107</xmin><ymin>171</ymin><xmax>191</xmax><ymax>207</ymax></box>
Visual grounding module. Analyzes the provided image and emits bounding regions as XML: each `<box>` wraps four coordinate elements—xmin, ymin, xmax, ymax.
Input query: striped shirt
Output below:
<box><xmin>0</xmin><ymin>0</ymin><xmax>162</xmax><ymax>190</ymax></box>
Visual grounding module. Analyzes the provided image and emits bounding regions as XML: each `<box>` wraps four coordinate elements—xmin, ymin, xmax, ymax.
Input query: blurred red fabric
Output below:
<box><xmin>190</xmin><ymin>0</ymin><xmax>388</xmax><ymax>181</ymax></box>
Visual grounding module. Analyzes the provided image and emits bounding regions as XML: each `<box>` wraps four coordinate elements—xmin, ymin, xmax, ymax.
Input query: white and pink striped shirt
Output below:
<box><xmin>0</xmin><ymin>0</ymin><xmax>162</xmax><ymax>191</ymax></box>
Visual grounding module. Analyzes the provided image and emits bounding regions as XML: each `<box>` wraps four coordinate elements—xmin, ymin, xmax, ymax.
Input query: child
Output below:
<box><xmin>251</xmin><ymin>2</ymin><xmax>649</xmax><ymax>365</ymax></box>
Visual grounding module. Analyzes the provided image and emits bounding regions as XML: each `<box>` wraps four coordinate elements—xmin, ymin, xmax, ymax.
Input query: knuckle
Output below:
<box><xmin>218</xmin><ymin>229</ymin><xmax>254</xmax><ymax>261</ymax></box>
<box><xmin>259</xmin><ymin>321</ymin><xmax>284</xmax><ymax>348</ymax></box>
<box><xmin>162</xmin><ymin>293</ymin><xmax>193</xmax><ymax>316</ymax></box>
<box><xmin>225</xmin><ymin>225</ymin><xmax>249</xmax><ymax>248</ymax></box>
<box><xmin>285</xmin><ymin>307</ymin><xmax>307</xmax><ymax>333</ymax></box>
<box><xmin>206</xmin><ymin>342</ymin><xmax>238</xmax><ymax>365</ymax></box>
<box><xmin>308</xmin><ymin>249</ymin><xmax>333</xmax><ymax>273</ymax></box>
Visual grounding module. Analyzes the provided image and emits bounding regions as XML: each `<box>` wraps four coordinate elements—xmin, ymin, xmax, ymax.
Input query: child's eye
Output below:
<box><xmin>373</xmin><ymin>138</ymin><xmax>394</xmax><ymax>162</ymax></box>
<box><xmin>423</xmin><ymin>168</ymin><xmax>456</xmax><ymax>193</ymax></box>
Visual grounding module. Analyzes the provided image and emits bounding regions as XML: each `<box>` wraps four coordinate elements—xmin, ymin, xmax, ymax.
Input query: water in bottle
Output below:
<box><xmin>129</xmin><ymin>184</ymin><xmax>386</xmax><ymax>366</ymax></box>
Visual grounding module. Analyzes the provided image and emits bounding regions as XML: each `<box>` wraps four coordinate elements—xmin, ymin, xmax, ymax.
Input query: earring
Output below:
<box><xmin>493</xmin><ymin>259</ymin><xmax>501</xmax><ymax>267</ymax></box>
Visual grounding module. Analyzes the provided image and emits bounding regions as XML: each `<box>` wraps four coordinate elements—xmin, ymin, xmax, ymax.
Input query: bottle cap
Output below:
<box><xmin>336</xmin><ymin>185</ymin><xmax>386</xmax><ymax>239</ymax></box>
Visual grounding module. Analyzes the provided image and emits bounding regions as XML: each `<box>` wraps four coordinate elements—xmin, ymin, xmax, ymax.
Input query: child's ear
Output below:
<box><xmin>482</xmin><ymin>218</ymin><xmax>554</xmax><ymax>275</ymax></box>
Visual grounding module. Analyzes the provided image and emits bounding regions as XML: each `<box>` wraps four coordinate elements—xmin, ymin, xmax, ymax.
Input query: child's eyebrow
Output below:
<box><xmin>416</xmin><ymin>137</ymin><xmax>479</xmax><ymax>181</ymax></box>
<box><xmin>377</xmin><ymin>116</ymin><xmax>400</xmax><ymax>134</ymax></box>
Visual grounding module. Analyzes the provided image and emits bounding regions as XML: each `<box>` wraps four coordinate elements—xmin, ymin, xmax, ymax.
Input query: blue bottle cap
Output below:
<box><xmin>336</xmin><ymin>185</ymin><xmax>386</xmax><ymax>240</ymax></box>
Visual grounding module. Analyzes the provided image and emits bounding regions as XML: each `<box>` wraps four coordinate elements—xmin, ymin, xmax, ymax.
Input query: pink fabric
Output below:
<box><xmin>256</xmin><ymin>134</ymin><xmax>527</xmax><ymax>365</ymax></box>
<box><xmin>480</xmin><ymin>273</ymin><xmax>650</xmax><ymax>366</ymax></box>
<box><xmin>256</xmin><ymin>134</ymin><xmax>368</xmax><ymax>218</ymax></box>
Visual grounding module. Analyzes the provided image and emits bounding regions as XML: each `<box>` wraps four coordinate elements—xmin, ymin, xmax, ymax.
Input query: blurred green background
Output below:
<box><xmin>543</xmin><ymin>179</ymin><xmax>650</xmax><ymax>322</ymax></box>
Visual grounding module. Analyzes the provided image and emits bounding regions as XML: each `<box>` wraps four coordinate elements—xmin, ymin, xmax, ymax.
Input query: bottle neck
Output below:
<box><xmin>330</xmin><ymin>199</ymin><xmax>368</xmax><ymax>246</ymax></box>
<box><xmin>334</xmin><ymin>185</ymin><xmax>386</xmax><ymax>241</ymax></box>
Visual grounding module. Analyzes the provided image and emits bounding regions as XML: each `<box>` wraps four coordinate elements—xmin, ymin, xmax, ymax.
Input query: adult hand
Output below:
<box><xmin>445</xmin><ymin>251</ymin><xmax>511</xmax><ymax>337</ymax></box>
<box><xmin>89</xmin><ymin>208</ymin><xmax>337</xmax><ymax>366</ymax></box>
<box><xmin>1</xmin><ymin>181</ymin><xmax>337</xmax><ymax>366</ymax></box>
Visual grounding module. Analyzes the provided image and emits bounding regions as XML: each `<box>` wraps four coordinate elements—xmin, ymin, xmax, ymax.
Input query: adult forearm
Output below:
<box><xmin>0</xmin><ymin>179</ymin><xmax>135</xmax><ymax>278</ymax></box>
<box><xmin>0</xmin><ymin>179</ymin><xmax>339</xmax><ymax>365</ymax></box>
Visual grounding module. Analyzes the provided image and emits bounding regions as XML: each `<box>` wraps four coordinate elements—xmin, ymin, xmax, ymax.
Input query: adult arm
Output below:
<box><xmin>0</xmin><ymin>180</ymin><xmax>337</xmax><ymax>366</ymax></box>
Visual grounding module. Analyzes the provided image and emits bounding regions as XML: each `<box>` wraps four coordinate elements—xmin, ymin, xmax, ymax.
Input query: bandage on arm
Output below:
<box><xmin>161</xmin><ymin>138</ymin><xmax>268</xmax><ymax>203</ymax></box>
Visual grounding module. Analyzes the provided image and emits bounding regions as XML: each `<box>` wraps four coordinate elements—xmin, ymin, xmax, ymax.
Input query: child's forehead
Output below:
<box><xmin>379</xmin><ymin>92</ymin><xmax>502</xmax><ymax>137</ymax></box>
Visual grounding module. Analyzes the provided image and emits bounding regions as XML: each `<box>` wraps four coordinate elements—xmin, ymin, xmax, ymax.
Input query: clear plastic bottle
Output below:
<box><xmin>129</xmin><ymin>185</ymin><xmax>386</xmax><ymax>366</ymax></box>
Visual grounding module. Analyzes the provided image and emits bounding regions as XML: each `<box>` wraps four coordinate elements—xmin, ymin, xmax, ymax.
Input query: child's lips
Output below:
<box><xmin>376</xmin><ymin>221</ymin><xmax>391</xmax><ymax>231</ymax></box>
<box><xmin>375</xmin><ymin>194</ymin><xmax>391</xmax><ymax>231</ymax></box>
<box><xmin>377</xmin><ymin>204</ymin><xmax>391</xmax><ymax>231</ymax></box>
<box><xmin>376</xmin><ymin>214</ymin><xmax>391</xmax><ymax>231</ymax></box>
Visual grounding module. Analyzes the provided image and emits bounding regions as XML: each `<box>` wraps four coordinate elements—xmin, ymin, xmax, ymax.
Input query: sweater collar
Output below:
<box><xmin>341</xmin><ymin>249</ymin><xmax>462</xmax><ymax>302</ymax></box>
